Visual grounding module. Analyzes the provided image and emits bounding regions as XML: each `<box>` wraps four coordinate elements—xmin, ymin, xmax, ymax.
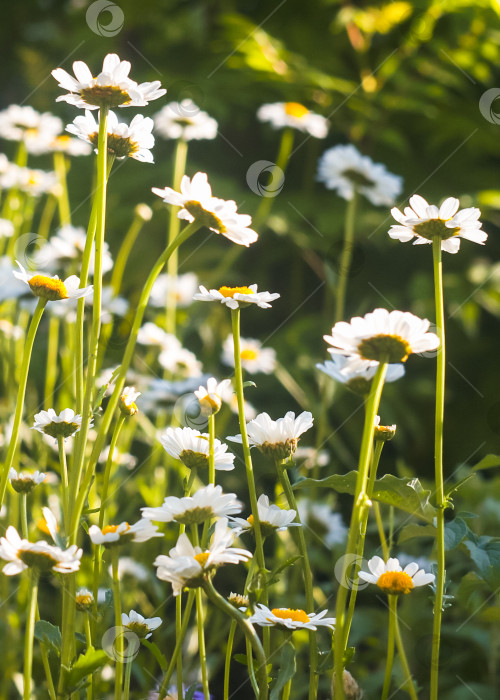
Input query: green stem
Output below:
<box><xmin>224</xmin><ymin>623</ymin><xmax>237</xmax><ymax>700</ymax></box>
<box><xmin>24</xmin><ymin>570</ymin><xmax>39</xmax><ymax>700</ymax></box>
<box><xmin>111</xmin><ymin>548</ymin><xmax>124</xmax><ymax>700</ymax></box>
<box><xmin>374</xmin><ymin>501</ymin><xmax>389</xmax><ymax>559</ymax></box>
<box><xmin>110</xmin><ymin>212</ymin><xmax>148</xmax><ymax>295</ymax></box>
<box><xmin>175</xmin><ymin>595</ymin><xmax>184</xmax><ymax>700</ymax></box>
<box><xmin>58</xmin><ymin>437</ymin><xmax>69</xmax><ymax>532</ymax></box>
<box><xmin>381</xmin><ymin>594</ymin><xmax>397</xmax><ymax>700</ymax></box>
<box><xmin>98</xmin><ymin>415</ymin><xmax>125</xmax><ymax>528</ymax></box>
<box><xmin>333</xmin><ymin>361</ymin><xmax>388</xmax><ymax>699</ymax></box>
<box><xmin>430</xmin><ymin>237</ymin><xmax>446</xmax><ymax>700</ymax></box>
<box><xmin>166</xmin><ymin>138</ymin><xmax>188</xmax><ymax>335</ymax></box>
<box><xmin>202</xmin><ymin>581</ymin><xmax>268</xmax><ymax>700</ymax></box>
<box><xmin>0</xmin><ymin>298</ymin><xmax>47</xmax><ymax>509</ymax></box>
<box><xmin>208</xmin><ymin>414</ymin><xmax>215</xmax><ymax>485</ymax></box>
<box><xmin>276</xmin><ymin>460</ymin><xmax>318</xmax><ymax>700</ymax></box>
<box><xmin>123</xmin><ymin>658</ymin><xmax>133</xmax><ymax>700</ymax></box>
<box><xmin>334</xmin><ymin>192</ymin><xmax>357</xmax><ymax>324</ymax></box>
<box><xmin>20</xmin><ymin>494</ymin><xmax>28</xmax><ymax>539</ymax></box>
<box><xmin>84</xmin><ymin>614</ymin><xmax>94</xmax><ymax>700</ymax></box>
<box><xmin>157</xmin><ymin>591</ymin><xmax>196</xmax><ymax>699</ymax></box>
<box><xmin>37</xmin><ymin>194</ymin><xmax>57</xmax><ymax>242</ymax></box>
<box><xmin>254</xmin><ymin>127</ymin><xmax>294</xmax><ymax>229</ymax></box>
<box><xmin>44</xmin><ymin>316</ymin><xmax>60</xmax><ymax>410</ymax></box>
<box><xmin>196</xmin><ymin>587</ymin><xmax>210</xmax><ymax>700</ymax></box>
<box><xmin>394</xmin><ymin>616</ymin><xmax>419</xmax><ymax>700</ymax></box>
<box><xmin>344</xmin><ymin>440</ymin><xmax>384</xmax><ymax>641</ymax></box>
<box><xmin>53</xmin><ymin>152</ymin><xmax>71</xmax><ymax>226</ymax></box>
<box><xmin>69</xmin><ymin>221</ymin><xmax>201</xmax><ymax>545</ymax></box>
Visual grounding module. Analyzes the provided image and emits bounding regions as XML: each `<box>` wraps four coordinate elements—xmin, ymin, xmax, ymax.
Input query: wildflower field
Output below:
<box><xmin>1</xmin><ymin>1</ymin><xmax>500</xmax><ymax>698</ymax></box>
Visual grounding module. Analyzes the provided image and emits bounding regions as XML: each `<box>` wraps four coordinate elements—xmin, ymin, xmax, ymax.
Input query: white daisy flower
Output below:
<box><xmin>137</xmin><ymin>322</ymin><xmax>178</xmax><ymax>350</ymax></box>
<box><xmin>35</xmin><ymin>225</ymin><xmax>113</xmax><ymax>276</ymax></box>
<box><xmin>13</xmin><ymin>261</ymin><xmax>93</xmax><ymax>302</ymax></box>
<box><xmin>194</xmin><ymin>284</ymin><xmax>280</xmax><ymax>310</ymax></box>
<box><xmin>0</xmin><ymin>526</ymin><xmax>82</xmax><ymax>575</ymax></box>
<box><xmin>317</xmin><ymin>144</ymin><xmax>402</xmax><ymax>206</ymax></box>
<box><xmin>231</xmin><ymin>494</ymin><xmax>299</xmax><ymax>535</ymax></box>
<box><xmin>389</xmin><ymin>195</ymin><xmax>487</xmax><ymax>254</ymax></box>
<box><xmin>316</xmin><ymin>356</ymin><xmax>405</xmax><ymax>395</ymax></box>
<box><xmin>121</xmin><ymin>610</ymin><xmax>162</xmax><ymax>639</ymax></box>
<box><xmin>15</xmin><ymin>168</ymin><xmax>60</xmax><ymax>197</ymax></box>
<box><xmin>0</xmin><ymin>320</ymin><xmax>23</xmax><ymax>340</ymax></box>
<box><xmin>0</xmin><ymin>105</ymin><xmax>62</xmax><ymax>148</ymax></box>
<box><xmin>158</xmin><ymin>345</ymin><xmax>202</xmax><ymax>378</ymax></box>
<box><xmin>48</xmin><ymin>133</ymin><xmax>92</xmax><ymax>156</ymax></box>
<box><xmin>154</xmin><ymin>517</ymin><xmax>252</xmax><ymax>596</ymax></box>
<box><xmin>149</xmin><ymin>272</ymin><xmax>198</xmax><ymax>308</ymax></box>
<box><xmin>154</xmin><ymin>99</ymin><xmax>217</xmax><ymax>141</ymax></box>
<box><xmin>257</xmin><ymin>102</ymin><xmax>329</xmax><ymax>139</ymax></box>
<box><xmin>142</xmin><ymin>484</ymin><xmax>242</xmax><ymax>525</ymax></box>
<box><xmin>152</xmin><ymin>172</ymin><xmax>258</xmax><ymax>247</ymax></box>
<box><xmin>228</xmin><ymin>411</ymin><xmax>314</xmax><ymax>461</ymax></box>
<box><xmin>194</xmin><ymin>377</ymin><xmax>232</xmax><ymax>415</ymax></box>
<box><xmin>222</xmin><ymin>335</ymin><xmax>277</xmax><ymax>374</ymax></box>
<box><xmin>119</xmin><ymin>386</ymin><xmax>140</xmax><ymax>416</ymax></box>
<box><xmin>51</xmin><ymin>53</ymin><xmax>166</xmax><ymax>110</ymax></box>
<box><xmin>98</xmin><ymin>445</ymin><xmax>138</xmax><ymax>471</ymax></box>
<box><xmin>297</xmin><ymin>500</ymin><xmax>347</xmax><ymax>548</ymax></box>
<box><xmin>324</xmin><ymin>308</ymin><xmax>440</xmax><ymax>370</ymax></box>
<box><xmin>89</xmin><ymin>519</ymin><xmax>161</xmax><ymax>547</ymax></box>
<box><xmin>0</xmin><ymin>218</ymin><xmax>15</xmax><ymax>239</ymax></box>
<box><xmin>67</xmin><ymin>109</ymin><xmax>155</xmax><ymax>162</ymax></box>
<box><xmin>249</xmin><ymin>603</ymin><xmax>335</xmax><ymax>631</ymax></box>
<box><xmin>160</xmin><ymin>427</ymin><xmax>235</xmax><ymax>471</ymax></box>
<box><xmin>32</xmin><ymin>408</ymin><xmax>87</xmax><ymax>440</ymax></box>
<box><xmin>8</xmin><ymin>468</ymin><xmax>46</xmax><ymax>494</ymax></box>
<box><xmin>358</xmin><ymin>556</ymin><xmax>435</xmax><ymax>595</ymax></box>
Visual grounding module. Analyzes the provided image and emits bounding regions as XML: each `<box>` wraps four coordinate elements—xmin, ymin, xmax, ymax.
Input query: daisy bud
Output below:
<box><xmin>119</xmin><ymin>386</ymin><xmax>140</xmax><ymax>416</ymax></box>
<box><xmin>9</xmin><ymin>469</ymin><xmax>46</xmax><ymax>494</ymax></box>
<box><xmin>135</xmin><ymin>203</ymin><xmax>153</xmax><ymax>221</ymax></box>
<box><xmin>228</xmin><ymin>592</ymin><xmax>249</xmax><ymax>608</ymax></box>
<box><xmin>75</xmin><ymin>589</ymin><xmax>94</xmax><ymax>612</ymax></box>
<box><xmin>373</xmin><ymin>416</ymin><xmax>396</xmax><ymax>442</ymax></box>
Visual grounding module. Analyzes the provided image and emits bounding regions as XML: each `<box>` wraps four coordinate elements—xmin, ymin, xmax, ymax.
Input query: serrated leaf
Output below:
<box><xmin>398</xmin><ymin>523</ymin><xmax>436</xmax><ymax>543</ymax></box>
<box><xmin>463</xmin><ymin>536</ymin><xmax>500</xmax><ymax>588</ymax></box>
<box><xmin>65</xmin><ymin>647</ymin><xmax>108</xmax><ymax>689</ymax></box>
<box><xmin>471</xmin><ymin>454</ymin><xmax>500</xmax><ymax>471</ymax></box>
<box><xmin>270</xmin><ymin>641</ymin><xmax>296</xmax><ymax>700</ymax></box>
<box><xmin>444</xmin><ymin>518</ymin><xmax>468</xmax><ymax>550</ymax></box>
<box><xmin>34</xmin><ymin>621</ymin><xmax>61</xmax><ymax>656</ymax></box>
<box><xmin>294</xmin><ymin>471</ymin><xmax>436</xmax><ymax>521</ymax></box>
<box><xmin>141</xmin><ymin>639</ymin><xmax>168</xmax><ymax>671</ymax></box>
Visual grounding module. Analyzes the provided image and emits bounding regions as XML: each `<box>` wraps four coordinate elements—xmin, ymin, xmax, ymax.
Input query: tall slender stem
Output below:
<box><xmin>58</xmin><ymin>437</ymin><xmax>69</xmax><ymax>531</ymax></box>
<box><xmin>381</xmin><ymin>594</ymin><xmax>397</xmax><ymax>700</ymax></box>
<box><xmin>166</xmin><ymin>138</ymin><xmax>188</xmax><ymax>335</ymax></box>
<box><xmin>0</xmin><ymin>298</ymin><xmax>46</xmax><ymax>509</ymax></box>
<box><xmin>157</xmin><ymin>591</ymin><xmax>196</xmax><ymax>699</ymax></box>
<box><xmin>123</xmin><ymin>657</ymin><xmax>133</xmax><ymax>700</ymax></box>
<box><xmin>111</xmin><ymin>547</ymin><xmax>124</xmax><ymax>700</ymax></box>
<box><xmin>334</xmin><ymin>193</ymin><xmax>357</xmax><ymax>324</ymax></box>
<box><xmin>333</xmin><ymin>361</ymin><xmax>388</xmax><ymax>699</ymax></box>
<box><xmin>110</xmin><ymin>212</ymin><xmax>148</xmax><ymax>295</ymax></box>
<box><xmin>202</xmin><ymin>581</ymin><xmax>268</xmax><ymax>700</ymax></box>
<box><xmin>53</xmin><ymin>152</ymin><xmax>71</xmax><ymax>226</ymax></box>
<box><xmin>394</xmin><ymin>616</ymin><xmax>419</xmax><ymax>700</ymax></box>
<box><xmin>276</xmin><ymin>460</ymin><xmax>318</xmax><ymax>700</ymax></box>
<box><xmin>196</xmin><ymin>587</ymin><xmax>210</xmax><ymax>700</ymax></box>
<box><xmin>44</xmin><ymin>316</ymin><xmax>60</xmax><ymax>410</ymax></box>
<box><xmin>208</xmin><ymin>414</ymin><xmax>215</xmax><ymax>485</ymax></box>
<box><xmin>24</xmin><ymin>570</ymin><xmax>39</xmax><ymax>700</ymax></box>
<box><xmin>430</xmin><ymin>237</ymin><xmax>446</xmax><ymax>699</ymax></box>
<box><xmin>254</xmin><ymin>127</ymin><xmax>294</xmax><ymax>229</ymax></box>
<box><xmin>20</xmin><ymin>494</ymin><xmax>28</xmax><ymax>539</ymax></box>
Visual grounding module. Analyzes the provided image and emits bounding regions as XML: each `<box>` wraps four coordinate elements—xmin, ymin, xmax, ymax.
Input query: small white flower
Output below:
<box><xmin>0</xmin><ymin>526</ymin><xmax>82</xmax><ymax>575</ymax></box>
<box><xmin>89</xmin><ymin>519</ymin><xmax>161</xmax><ymax>547</ymax></box>
<box><xmin>249</xmin><ymin>603</ymin><xmax>335</xmax><ymax>631</ymax></box>
<box><xmin>154</xmin><ymin>99</ymin><xmax>217</xmax><ymax>141</ymax></box>
<box><xmin>158</xmin><ymin>345</ymin><xmax>202</xmax><ymax>378</ymax></box>
<box><xmin>13</xmin><ymin>261</ymin><xmax>93</xmax><ymax>302</ymax></box>
<box><xmin>35</xmin><ymin>225</ymin><xmax>113</xmax><ymax>276</ymax></box>
<box><xmin>119</xmin><ymin>386</ymin><xmax>141</xmax><ymax>416</ymax></box>
<box><xmin>52</xmin><ymin>53</ymin><xmax>166</xmax><ymax>110</ymax></box>
<box><xmin>324</xmin><ymin>308</ymin><xmax>440</xmax><ymax>371</ymax></box>
<box><xmin>358</xmin><ymin>556</ymin><xmax>435</xmax><ymax>595</ymax></box>
<box><xmin>160</xmin><ymin>427</ymin><xmax>235</xmax><ymax>471</ymax></box>
<box><xmin>194</xmin><ymin>377</ymin><xmax>232</xmax><ymax>415</ymax></box>
<box><xmin>137</xmin><ymin>322</ymin><xmax>178</xmax><ymax>350</ymax></box>
<box><xmin>14</xmin><ymin>167</ymin><xmax>59</xmax><ymax>197</ymax></box>
<box><xmin>317</xmin><ymin>356</ymin><xmax>405</xmax><ymax>395</ymax></box>
<box><xmin>149</xmin><ymin>272</ymin><xmax>198</xmax><ymax>308</ymax></box>
<box><xmin>152</xmin><ymin>172</ymin><xmax>258</xmax><ymax>247</ymax></box>
<box><xmin>154</xmin><ymin>517</ymin><xmax>252</xmax><ymax>596</ymax></box>
<box><xmin>373</xmin><ymin>415</ymin><xmax>396</xmax><ymax>442</ymax></box>
<box><xmin>389</xmin><ymin>195</ymin><xmax>487</xmax><ymax>254</ymax></box>
<box><xmin>228</xmin><ymin>411</ymin><xmax>314</xmax><ymax>461</ymax></box>
<box><xmin>32</xmin><ymin>408</ymin><xmax>87</xmax><ymax>440</ymax></box>
<box><xmin>257</xmin><ymin>102</ymin><xmax>329</xmax><ymax>138</ymax></box>
<box><xmin>8</xmin><ymin>469</ymin><xmax>46</xmax><ymax>494</ymax></box>
<box><xmin>317</xmin><ymin>144</ymin><xmax>402</xmax><ymax>206</ymax></box>
<box><xmin>76</xmin><ymin>589</ymin><xmax>94</xmax><ymax>611</ymax></box>
<box><xmin>297</xmin><ymin>500</ymin><xmax>347</xmax><ymax>548</ymax></box>
<box><xmin>194</xmin><ymin>284</ymin><xmax>280</xmax><ymax>310</ymax></box>
<box><xmin>231</xmin><ymin>494</ymin><xmax>299</xmax><ymax>534</ymax></box>
<box><xmin>121</xmin><ymin>610</ymin><xmax>162</xmax><ymax>639</ymax></box>
<box><xmin>0</xmin><ymin>320</ymin><xmax>23</xmax><ymax>340</ymax></box>
<box><xmin>142</xmin><ymin>484</ymin><xmax>242</xmax><ymax>525</ymax></box>
<box><xmin>67</xmin><ymin>110</ymin><xmax>155</xmax><ymax>162</ymax></box>
<box><xmin>48</xmin><ymin>133</ymin><xmax>92</xmax><ymax>156</ymax></box>
<box><xmin>0</xmin><ymin>105</ymin><xmax>62</xmax><ymax>150</ymax></box>
<box><xmin>0</xmin><ymin>219</ymin><xmax>14</xmax><ymax>239</ymax></box>
<box><xmin>222</xmin><ymin>335</ymin><xmax>276</xmax><ymax>374</ymax></box>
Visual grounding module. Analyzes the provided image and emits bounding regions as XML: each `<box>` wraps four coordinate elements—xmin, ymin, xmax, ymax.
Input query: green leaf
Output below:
<box><xmin>65</xmin><ymin>647</ymin><xmax>108</xmax><ymax>690</ymax></box>
<box><xmin>463</xmin><ymin>535</ymin><xmax>500</xmax><ymax>588</ymax></box>
<box><xmin>471</xmin><ymin>454</ymin><xmax>500</xmax><ymax>471</ymax></box>
<box><xmin>294</xmin><ymin>472</ymin><xmax>436</xmax><ymax>521</ymax></box>
<box><xmin>270</xmin><ymin>641</ymin><xmax>296</xmax><ymax>700</ymax></box>
<box><xmin>93</xmin><ymin>366</ymin><xmax>121</xmax><ymax>412</ymax></box>
<box><xmin>398</xmin><ymin>523</ymin><xmax>436</xmax><ymax>543</ymax></box>
<box><xmin>233</xmin><ymin>653</ymin><xmax>249</xmax><ymax>665</ymax></box>
<box><xmin>243</xmin><ymin>381</ymin><xmax>257</xmax><ymax>389</ymax></box>
<box><xmin>141</xmin><ymin>639</ymin><xmax>168</xmax><ymax>671</ymax></box>
<box><xmin>445</xmin><ymin>474</ymin><xmax>476</xmax><ymax>497</ymax></box>
<box><xmin>444</xmin><ymin>518</ymin><xmax>468</xmax><ymax>550</ymax></box>
<box><xmin>34</xmin><ymin>621</ymin><xmax>61</xmax><ymax>656</ymax></box>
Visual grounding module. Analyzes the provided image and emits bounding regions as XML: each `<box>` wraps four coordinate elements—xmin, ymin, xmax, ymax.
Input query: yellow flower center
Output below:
<box><xmin>76</xmin><ymin>592</ymin><xmax>93</xmax><ymax>606</ymax></box>
<box><xmin>56</xmin><ymin>135</ymin><xmax>71</xmax><ymax>144</ymax></box>
<box><xmin>357</xmin><ymin>334</ymin><xmax>412</xmax><ymax>363</ymax></box>
<box><xmin>101</xmin><ymin>523</ymin><xmax>129</xmax><ymax>535</ymax></box>
<box><xmin>194</xmin><ymin>552</ymin><xmax>210</xmax><ymax>568</ymax></box>
<box><xmin>80</xmin><ymin>85</ymin><xmax>131</xmax><ymax>108</ymax></box>
<box><xmin>284</xmin><ymin>102</ymin><xmax>309</xmax><ymax>119</ymax></box>
<box><xmin>271</xmin><ymin>608</ymin><xmax>310</xmax><ymax>623</ymax></box>
<box><xmin>218</xmin><ymin>286</ymin><xmax>254</xmax><ymax>298</ymax></box>
<box><xmin>241</xmin><ymin>349</ymin><xmax>258</xmax><ymax>361</ymax></box>
<box><xmin>28</xmin><ymin>275</ymin><xmax>68</xmax><ymax>301</ymax></box>
<box><xmin>247</xmin><ymin>514</ymin><xmax>254</xmax><ymax>525</ymax></box>
<box><xmin>377</xmin><ymin>571</ymin><xmax>414</xmax><ymax>595</ymax></box>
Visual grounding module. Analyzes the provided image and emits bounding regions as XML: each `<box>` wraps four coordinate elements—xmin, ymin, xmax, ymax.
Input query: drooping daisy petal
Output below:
<box><xmin>257</xmin><ymin>102</ymin><xmax>329</xmax><ymax>138</ymax></box>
